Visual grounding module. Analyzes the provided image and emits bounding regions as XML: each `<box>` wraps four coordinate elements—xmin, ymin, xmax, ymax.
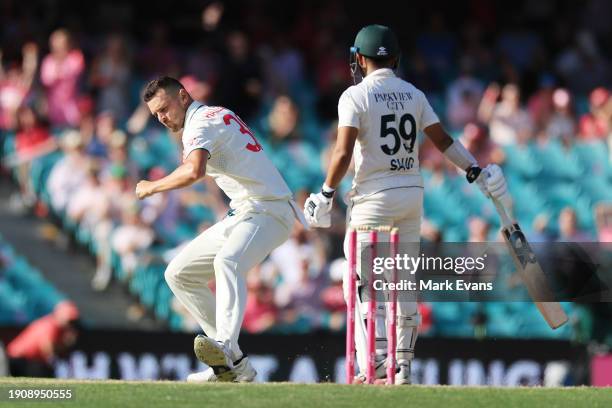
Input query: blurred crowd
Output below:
<box><xmin>0</xmin><ymin>1</ymin><xmax>611</xmax><ymax>340</ymax></box>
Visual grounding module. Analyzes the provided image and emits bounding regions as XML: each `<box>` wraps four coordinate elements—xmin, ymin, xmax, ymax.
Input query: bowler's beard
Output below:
<box><xmin>167</xmin><ymin>122</ymin><xmax>182</xmax><ymax>132</ymax></box>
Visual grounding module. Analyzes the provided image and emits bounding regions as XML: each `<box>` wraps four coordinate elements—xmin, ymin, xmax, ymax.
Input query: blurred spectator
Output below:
<box><xmin>460</xmin><ymin>122</ymin><xmax>496</xmax><ymax>165</ymax></box>
<box><xmin>86</xmin><ymin>111</ymin><xmax>116</xmax><ymax>159</ymax></box>
<box><xmin>273</xmin><ymin>244</ymin><xmax>325</xmax><ymax>320</ymax></box>
<box><xmin>479</xmin><ymin>83</ymin><xmax>533</xmax><ymax>146</ymax></box>
<box><xmin>320</xmin><ymin>258</ymin><xmax>345</xmax><ymax>315</ymax></box>
<box><xmin>595</xmin><ymin>203</ymin><xmax>612</xmax><ymax>242</ymax></box>
<box><xmin>201</xmin><ymin>1</ymin><xmax>224</xmax><ymax>32</ymax></box>
<box><xmin>578</xmin><ymin>87</ymin><xmax>611</xmax><ymax>141</ymax></box>
<box><xmin>405</xmin><ymin>52</ymin><xmax>441</xmax><ymax>93</ymax></box>
<box><xmin>0</xmin><ymin>42</ymin><xmax>38</xmax><ymax>130</ymax></box>
<box><xmin>11</xmin><ymin>106</ymin><xmax>56</xmax><ymax>207</ymax></box>
<box><xmin>496</xmin><ymin>18</ymin><xmax>542</xmax><ymax>73</ymax></box>
<box><xmin>111</xmin><ymin>202</ymin><xmax>154</xmax><ymax>278</ymax></box>
<box><xmin>137</xmin><ymin>22</ymin><xmax>179</xmax><ymax>78</ymax></box>
<box><xmin>213</xmin><ymin>31</ymin><xmax>263</xmax><ymax>121</ymax></box>
<box><xmin>265</xmin><ymin>95</ymin><xmax>301</xmax><ymax>143</ymax></box>
<box><xmin>529</xmin><ymin>214</ymin><xmax>554</xmax><ymax>243</ymax></box>
<box><xmin>91</xmin><ymin>163</ymin><xmax>134</xmax><ymax>290</ymax></box>
<box><xmin>555</xmin><ymin>31</ymin><xmax>611</xmax><ymax>94</ymax></box>
<box><xmin>7</xmin><ymin>301</ymin><xmax>79</xmax><ymax>377</ymax></box>
<box><xmin>527</xmin><ymin>74</ymin><xmax>556</xmax><ymax>134</ymax></box>
<box><xmin>140</xmin><ymin>166</ymin><xmax>181</xmax><ymax>240</ymax></box>
<box><xmin>421</xmin><ymin>219</ymin><xmax>443</xmax><ymax>243</ymax></box>
<box><xmin>258</xmin><ymin>95</ymin><xmax>320</xmax><ymax>191</ymax></box>
<box><xmin>547</xmin><ymin>88</ymin><xmax>576</xmax><ymax>142</ymax></box>
<box><xmin>468</xmin><ymin>217</ymin><xmax>490</xmax><ymax>242</ymax></box>
<box><xmin>185</xmin><ymin>41</ymin><xmax>219</xmax><ymax>91</ymax></box>
<box><xmin>557</xmin><ymin>207</ymin><xmax>593</xmax><ymax>242</ymax></box>
<box><xmin>46</xmin><ymin>130</ymin><xmax>89</xmax><ymax>213</ymax></box>
<box><xmin>100</xmin><ymin>129</ymin><xmax>138</xmax><ymax>181</ymax></box>
<box><xmin>263</xmin><ymin>36</ymin><xmax>305</xmax><ymax>96</ymax></box>
<box><xmin>459</xmin><ymin>21</ymin><xmax>496</xmax><ymax>83</ymax></box>
<box><xmin>263</xmin><ymin>223</ymin><xmax>321</xmax><ymax>288</ymax></box>
<box><xmin>418</xmin><ymin>302</ymin><xmax>433</xmax><ymax>335</ymax></box>
<box><xmin>314</xmin><ymin>32</ymin><xmax>352</xmax><ymax>121</ymax></box>
<box><xmin>66</xmin><ymin>162</ymin><xmax>109</xmax><ymax>231</ymax></box>
<box><xmin>40</xmin><ymin>29</ymin><xmax>85</xmax><ymax>127</ymax></box>
<box><xmin>416</xmin><ymin>13</ymin><xmax>456</xmax><ymax>79</ymax></box>
<box><xmin>243</xmin><ymin>266</ymin><xmax>278</xmax><ymax>333</ymax></box>
<box><xmin>180</xmin><ymin>75</ymin><xmax>212</xmax><ymax>104</ymax></box>
<box><xmin>445</xmin><ymin>57</ymin><xmax>484</xmax><ymax>130</ymax></box>
<box><xmin>89</xmin><ymin>34</ymin><xmax>132</xmax><ymax>121</ymax></box>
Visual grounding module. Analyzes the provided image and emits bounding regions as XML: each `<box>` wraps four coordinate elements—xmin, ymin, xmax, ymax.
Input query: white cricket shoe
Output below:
<box><xmin>353</xmin><ymin>358</ymin><xmax>387</xmax><ymax>384</ymax></box>
<box><xmin>187</xmin><ymin>367</ymin><xmax>217</xmax><ymax>383</ymax></box>
<box><xmin>193</xmin><ymin>335</ymin><xmax>236</xmax><ymax>382</ymax></box>
<box><xmin>233</xmin><ymin>355</ymin><xmax>257</xmax><ymax>382</ymax></box>
<box><xmin>395</xmin><ymin>362</ymin><xmax>411</xmax><ymax>385</ymax></box>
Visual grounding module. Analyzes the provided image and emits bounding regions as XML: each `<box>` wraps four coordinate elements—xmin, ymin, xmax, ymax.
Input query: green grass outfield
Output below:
<box><xmin>0</xmin><ymin>378</ymin><xmax>610</xmax><ymax>408</ymax></box>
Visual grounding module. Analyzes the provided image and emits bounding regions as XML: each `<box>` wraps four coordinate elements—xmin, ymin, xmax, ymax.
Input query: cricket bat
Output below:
<box><xmin>492</xmin><ymin>198</ymin><xmax>569</xmax><ymax>329</ymax></box>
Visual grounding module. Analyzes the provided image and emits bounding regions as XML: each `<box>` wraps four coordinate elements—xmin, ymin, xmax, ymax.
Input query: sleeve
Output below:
<box><xmin>40</xmin><ymin>56</ymin><xmax>56</xmax><ymax>86</ymax></box>
<box><xmin>182</xmin><ymin>118</ymin><xmax>217</xmax><ymax>161</ymax></box>
<box><xmin>419</xmin><ymin>91</ymin><xmax>440</xmax><ymax>131</ymax></box>
<box><xmin>337</xmin><ymin>88</ymin><xmax>361</xmax><ymax>129</ymax></box>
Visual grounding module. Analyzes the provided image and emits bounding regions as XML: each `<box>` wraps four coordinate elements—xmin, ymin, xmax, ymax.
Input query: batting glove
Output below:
<box><xmin>304</xmin><ymin>192</ymin><xmax>333</xmax><ymax>228</ymax></box>
<box><xmin>468</xmin><ymin>164</ymin><xmax>512</xmax><ymax>209</ymax></box>
<box><xmin>483</xmin><ymin>164</ymin><xmax>512</xmax><ymax>210</ymax></box>
<box><xmin>466</xmin><ymin>165</ymin><xmax>488</xmax><ymax>196</ymax></box>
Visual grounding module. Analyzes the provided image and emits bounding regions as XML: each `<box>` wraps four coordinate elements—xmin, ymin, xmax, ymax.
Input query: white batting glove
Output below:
<box><xmin>471</xmin><ymin>164</ymin><xmax>512</xmax><ymax>209</ymax></box>
<box><xmin>304</xmin><ymin>192</ymin><xmax>333</xmax><ymax>228</ymax></box>
<box><xmin>483</xmin><ymin>164</ymin><xmax>512</xmax><ymax>210</ymax></box>
<box><xmin>472</xmin><ymin>167</ymin><xmax>489</xmax><ymax>197</ymax></box>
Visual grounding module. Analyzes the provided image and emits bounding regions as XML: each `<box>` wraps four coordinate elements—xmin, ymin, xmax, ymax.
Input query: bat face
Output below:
<box><xmin>501</xmin><ymin>223</ymin><xmax>569</xmax><ymax>329</ymax></box>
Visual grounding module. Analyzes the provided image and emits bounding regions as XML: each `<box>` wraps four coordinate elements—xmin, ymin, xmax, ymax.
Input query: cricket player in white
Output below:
<box><xmin>136</xmin><ymin>76</ymin><xmax>305</xmax><ymax>382</ymax></box>
<box><xmin>304</xmin><ymin>25</ymin><xmax>512</xmax><ymax>384</ymax></box>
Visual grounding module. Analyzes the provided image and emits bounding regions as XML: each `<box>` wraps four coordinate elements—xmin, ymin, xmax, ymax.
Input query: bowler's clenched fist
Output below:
<box><xmin>135</xmin><ymin>180</ymin><xmax>155</xmax><ymax>200</ymax></box>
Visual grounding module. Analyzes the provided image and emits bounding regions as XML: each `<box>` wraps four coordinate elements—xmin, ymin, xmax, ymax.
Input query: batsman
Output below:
<box><xmin>304</xmin><ymin>24</ymin><xmax>512</xmax><ymax>384</ymax></box>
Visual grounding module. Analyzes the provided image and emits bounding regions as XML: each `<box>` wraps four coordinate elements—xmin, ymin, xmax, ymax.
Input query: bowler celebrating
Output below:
<box><xmin>304</xmin><ymin>25</ymin><xmax>511</xmax><ymax>384</ymax></box>
<box><xmin>136</xmin><ymin>77</ymin><xmax>304</xmax><ymax>382</ymax></box>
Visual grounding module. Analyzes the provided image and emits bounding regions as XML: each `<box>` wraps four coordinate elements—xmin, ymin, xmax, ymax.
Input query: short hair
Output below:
<box><xmin>365</xmin><ymin>55</ymin><xmax>398</xmax><ymax>69</ymax></box>
<box><xmin>143</xmin><ymin>76</ymin><xmax>185</xmax><ymax>102</ymax></box>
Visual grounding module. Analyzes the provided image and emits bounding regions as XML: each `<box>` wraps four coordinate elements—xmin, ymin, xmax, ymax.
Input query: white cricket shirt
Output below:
<box><xmin>182</xmin><ymin>102</ymin><xmax>292</xmax><ymax>206</ymax></box>
<box><xmin>338</xmin><ymin>68</ymin><xmax>439</xmax><ymax>197</ymax></box>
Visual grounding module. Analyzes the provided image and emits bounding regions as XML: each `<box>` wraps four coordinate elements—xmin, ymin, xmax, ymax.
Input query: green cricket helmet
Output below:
<box><xmin>350</xmin><ymin>24</ymin><xmax>400</xmax><ymax>82</ymax></box>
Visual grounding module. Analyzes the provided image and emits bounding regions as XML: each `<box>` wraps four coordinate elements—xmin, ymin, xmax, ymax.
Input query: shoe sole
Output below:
<box><xmin>194</xmin><ymin>337</ymin><xmax>236</xmax><ymax>382</ymax></box>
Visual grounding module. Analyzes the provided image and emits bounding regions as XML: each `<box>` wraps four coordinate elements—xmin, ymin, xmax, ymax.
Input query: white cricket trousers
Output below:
<box><xmin>164</xmin><ymin>200</ymin><xmax>294</xmax><ymax>361</ymax></box>
<box><xmin>344</xmin><ymin>187</ymin><xmax>423</xmax><ymax>375</ymax></box>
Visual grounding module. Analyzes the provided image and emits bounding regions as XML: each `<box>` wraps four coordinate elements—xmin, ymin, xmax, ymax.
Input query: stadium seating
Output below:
<box><xmin>0</xmin><ymin>234</ymin><xmax>67</xmax><ymax>325</ymax></box>
<box><xmin>5</xmin><ymin>85</ymin><xmax>610</xmax><ymax>341</ymax></box>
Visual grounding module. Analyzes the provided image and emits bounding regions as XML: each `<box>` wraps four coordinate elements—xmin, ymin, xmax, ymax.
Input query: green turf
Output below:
<box><xmin>0</xmin><ymin>378</ymin><xmax>610</xmax><ymax>408</ymax></box>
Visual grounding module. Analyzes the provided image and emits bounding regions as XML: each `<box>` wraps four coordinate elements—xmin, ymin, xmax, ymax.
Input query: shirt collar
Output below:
<box><xmin>365</xmin><ymin>68</ymin><xmax>396</xmax><ymax>80</ymax></box>
<box><xmin>184</xmin><ymin>101</ymin><xmax>205</xmax><ymax>128</ymax></box>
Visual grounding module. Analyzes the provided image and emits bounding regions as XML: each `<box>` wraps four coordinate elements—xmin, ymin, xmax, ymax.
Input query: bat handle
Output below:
<box><xmin>491</xmin><ymin>197</ymin><xmax>513</xmax><ymax>228</ymax></box>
